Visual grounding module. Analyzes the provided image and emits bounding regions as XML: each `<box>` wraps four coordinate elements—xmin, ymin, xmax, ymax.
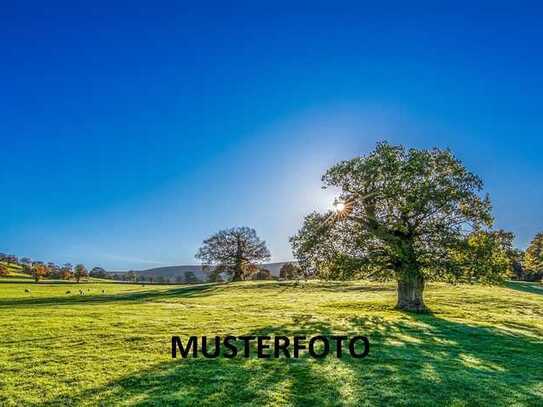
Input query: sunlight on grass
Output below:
<box><xmin>0</xmin><ymin>280</ymin><xmax>542</xmax><ymax>406</ymax></box>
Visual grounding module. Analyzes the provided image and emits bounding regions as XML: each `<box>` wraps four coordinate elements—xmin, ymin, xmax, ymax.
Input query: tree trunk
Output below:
<box><xmin>231</xmin><ymin>260</ymin><xmax>244</xmax><ymax>282</ymax></box>
<box><xmin>396</xmin><ymin>271</ymin><xmax>427</xmax><ymax>313</ymax></box>
<box><xmin>231</xmin><ymin>238</ymin><xmax>244</xmax><ymax>282</ymax></box>
<box><xmin>231</xmin><ymin>268</ymin><xmax>243</xmax><ymax>281</ymax></box>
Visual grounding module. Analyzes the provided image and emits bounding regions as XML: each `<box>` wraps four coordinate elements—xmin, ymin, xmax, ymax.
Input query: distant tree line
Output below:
<box><xmin>0</xmin><ymin>254</ymin><xmax>93</xmax><ymax>283</ymax></box>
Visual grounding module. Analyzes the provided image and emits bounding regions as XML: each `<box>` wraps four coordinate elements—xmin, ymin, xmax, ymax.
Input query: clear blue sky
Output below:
<box><xmin>1</xmin><ymin>2</ymin><xmax>542</xmax><ymax>270</ymax></box>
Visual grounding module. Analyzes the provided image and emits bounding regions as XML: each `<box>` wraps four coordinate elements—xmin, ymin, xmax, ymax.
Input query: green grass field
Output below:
<box><xmin>1</xmin><ymin>279</ymin><xmax>542</xmax><ymax>406</ymax></box>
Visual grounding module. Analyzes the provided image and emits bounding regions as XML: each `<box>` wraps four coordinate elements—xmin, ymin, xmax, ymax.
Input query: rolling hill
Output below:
<box><xmin>108</xmin><ymin>262</ymin><xmax>292</xmax><ymax>282</ymax></box>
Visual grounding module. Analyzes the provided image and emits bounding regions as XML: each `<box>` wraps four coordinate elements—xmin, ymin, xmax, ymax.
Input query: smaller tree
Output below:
<box><xmin>32</xmin><ymin>263</ymin><xmax>49</xmax><ymax>283</ymax></box>
<box><xmin>74</xmin><ymin>264</ymin><xmax>88</xmax><ymax>283</ymax></box>
<box><xmin>90</xmin><ymin>267</ymin><xmax>107</xmax><ymax>279</ymax></box>
<box><xmin>196</xmin><ymin>226</ymin><xmax>271</xmax><ymax>281</ymax></box>
<box><xmin>279</xmin><ymin>263</ymin><xmax>303</xmax><ymax>280</ymax></box>
<box><xmin>61</xmin><ymin>263</ymin><xmax>73</xmax><ymax>280</ymax></box>
<box><xmin>47</xmin><ymin>263</ymin><xmax>62</xmax><ymax>279</ymax></box>
<box><xmin>524</xmin><ymin>233</ymin><xmax>543</xmax><ymax>281</ymax></box>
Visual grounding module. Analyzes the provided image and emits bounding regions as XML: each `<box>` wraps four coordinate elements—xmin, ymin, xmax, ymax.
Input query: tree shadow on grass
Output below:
<box><xmin>0</xmin><ymin>283</ymin><xmax>220</xmax><ymax>308</ymax></box>
<box><xmin>35</xmin><ymin>312</ymin><xmax>543</xmax><ymax>406</ymax></box>
<box><xmin>505</xmin><ymin>281</ymin><xmax>543</xmax><ymax>297</ymax></box>
<box><xmin>230</xmin><ymin>281</ymin><xmax>395</xmax><ymax>293</ymax></box>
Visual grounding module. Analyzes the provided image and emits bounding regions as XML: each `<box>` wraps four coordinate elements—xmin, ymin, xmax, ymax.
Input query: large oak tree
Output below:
<box><xmin>291</xmin><ymin>142</ymin><xmax>504</xmax><ymax>312</ymax></box>
<box><xmin>196</xmin><ymin>227</ymin><xmax>271</xmax><ymax>281</ymax></box>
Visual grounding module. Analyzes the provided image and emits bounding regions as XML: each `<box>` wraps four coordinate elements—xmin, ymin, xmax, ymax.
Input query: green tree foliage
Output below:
<box><xmin>524</xmin><ymin>233</ymin><xmax>543</xmax><ymax>281</ymax></box>
<box><xmin>450</xmin><ymin>230</ymin><xmax>512</xmax><ymax>284</ymax></box>
<box><xmin>279</xmin><ymin>263</ymin><xmax>303</xmax><ymax>280</ymax></box>
<box><xmin>196</xmin><ymin>226</ymin><xmax>271</xmax><ymax>281</ymax></box>
<box><xmin>509</xmin><ymin>249</ymin><xmax>525</xmax><ymax>280</ymax></box>
<box><xmin>291</xmin><ymin>142</ymin><xmax>500</xmax><ymax>312</ymax></box>
<box><xmin>90</xmin><ymin>267</ymin><xmax>107</xmax><ymax>279</ymax></box>
<box><xmin>47</xmin><ymin>263</ymin><xmax>62</xmax><ymax>279</ymax></box>
<box><xmin>74</xmin><ymin>264</ymin><xmax>88</xmax><ymax>283</ymax></box>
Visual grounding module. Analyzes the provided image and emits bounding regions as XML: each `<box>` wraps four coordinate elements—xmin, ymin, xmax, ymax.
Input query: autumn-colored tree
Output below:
<box><xmin>61</xmin><ymin>263</ymin><xmax>73</xmax><ymax>280</ymax></box>
<box><xmin>196</xmin><ymin>226</ymin><xmax>271</xmax><ymax>281</ymax></box>
<box><xmin>0</xmin><ymin>264</ymin><xmax>9</xmax><ymax>277</ymax></box>
<box><xmin>31</xmin><ymin>263</ymin><xmax>49</xmax><ymax>283</ymax></box>
<box><xmin>74</xmin><ymin>264</ymin><xmax>88</xmax><ymax>283</ymax></box>
<box><xmin>291</xmin><ymin>142</ymin><xmax>500</xmax><ymax>312</ymax></box>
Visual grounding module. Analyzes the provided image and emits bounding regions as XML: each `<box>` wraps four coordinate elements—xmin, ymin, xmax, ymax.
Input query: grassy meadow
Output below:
<box><xmin>1</xmin><ymin>279</ymin><xmax>542</xmax><ymax>406</ymax></box>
